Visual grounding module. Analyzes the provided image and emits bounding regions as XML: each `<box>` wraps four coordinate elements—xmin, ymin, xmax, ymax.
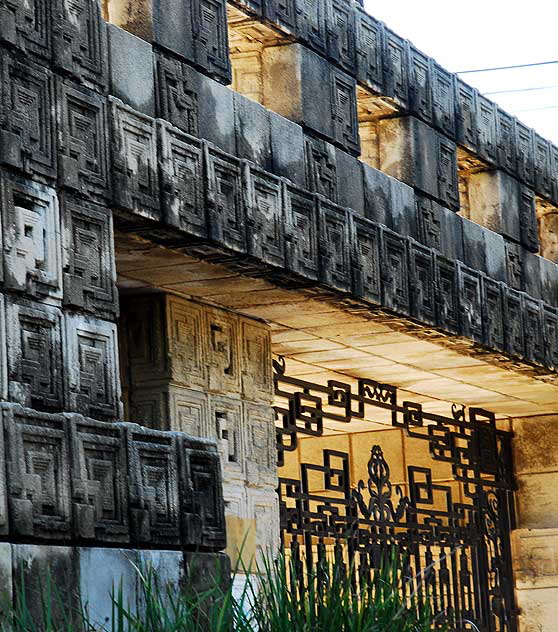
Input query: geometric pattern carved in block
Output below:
<box><xmin>436</xmin><ymin>256</ymin><xmax>459</xmax><ymax>334</ymax></box>
<box><xmin>194</xmin><ymin>0</ymin><xmax>231</xmax><ymax>84</ymax></box>
<box><xmin>305</xmin><ymin>137</ymin><xmax>337</xmax><ymax>201</ymax></box>
<box><xmin>503</xmin><ymin>287</ymin><xmax>524</xmax><ymax>358</ymax></box>
<box><xmin>123</xmin><ymin>295</ymin><xmax>167</xmax><ymax>387</ymax></box>
<box><xmin>351</xmin><ymin>216</ymin><xmax>381</xmax><ymax>304</ymax></box>
<box><xmin>240</xmin><ymin>317</ymin><xmax>273</xmax><ymax>404</ymax></box>
<box><xmin>64</xmin><ymin>314</ymin><xmax>121</xmax><ymax>420</ymax></box>
<box><xmin>457</xmin><ymin>264</ymin><xmax>483</xmax><ymax>343</ymax></box>
<box><xmin>69</xmin><ymin>416</ymin><xmax>129</xmax><ymax>543</ymax></box>
<box><xmin>205</xmin><ymin>145</ymin><xmax>245</xmax><ymax>253</ymax></box>
<box><xmin>244</xmin><ymin>403</ymin><xmax>277</xmax><ymax>488</ymax></box>
<box><xmin>128</xmin><ymin>384</ymin><xmax>168</xmax><ymax>430</ymax></box>
<box><xmin>523</xmin><ymin>296</ymin><xmax>544</xmax><ymax>365</ymax></box>
<box><xmin>123</xmin><ymin>423</ymin><xmax>180</xmax><ymax>547</ymax></box>
<box><xmin>110</xmin><ymin>98</ymin><xmax>160</xmax><ymax>221</ymax></box>
<box><xmin>318</xmin><ymin>199</ymin><xmax>351</xmax><ymax>293</ymax></box>
<box><xmin>482</xmin><ymin>277</ymin><xmax>504</xmax><ymax>351</ymax></box>
<box><xmin>57</xmin><ymin>81</ymin><xmax>109</xmax><ymax>198</ymax></box>
<box><xmin>205</xmin><ymin>307</ymin><xmax>241</xmax><ymax>396</ymax></box>
<box><xmin>245</xmin><ymin>166</ymin><xmax>285</xmax><ymax>269</ymax></box>
<box><xmin>168</xmin><ymin>387</ymin><xmax>209</xmax><ymax>436</ymax></box>
<box><xmin>381</xmin><ymin>228</ymin><xmax>409</xmax><ymax>315</ymax></box>
<box><xmin>209</xmin><ymin>395</ymin><xmax>244</xmax><ymax>484</ymax></box>
<box><xmin>166</xmin><ymin>296</ymin><xmax>207</xmax><ymax>390</ymax></box>
<box><xmin>0</xmin><ymin>0</ymin><xmax>51</xmax><ymax>60</ymax></box>
<box><xmin>179</xmin><ymin>436</ymin><xmax>227</xmax><ymax>550</ymax></box>
<box><xmin>331</xmin><ymin>68</ymin><xmax>359</xmax><ymax>155</ymax></box>
<box><xmin>155</xmin><ymin>53</ymin><xmax>199</xmax><ymax>136</ymax></box>
<box><xmin>53</xmin><ymin>0</ymin><xmax>107</xmax><ymax>88</ymax></box>
<box><xmin>4</xmin><ymin>405</ymin><xmax>71</xmax><ymax>540</ymax></box>
<box><xmin>0</xmin><ymin>52</ymin><xmax>55</xmax><ymax>179</ymax></box>
<box><xmin>61</xmin><ymin>193</ymin><xmax>117</xmax><ymax>317</ymax></box>
<box><xmin>408</xmin><ymin>241</ymin><xmax>436</xmax><ymax>325</ymax></box>
<box><xmin>6</xmin><ymin>297</ymin><xmax>63</xmax><ymax>410</ymax></box>
<box><xmin>285</xmin><ymin>184</ymin><xmax>318</xmax><ymax>281</ymax></box>
<box><xmin>1</xmin><ymin>175</ymin><xmax>62</xmax><ymax>299</ymax></box>
<box><xmin>159</xmin><ymin>122</ymin><xmax>205</xmax><ymax>236</ymax></box>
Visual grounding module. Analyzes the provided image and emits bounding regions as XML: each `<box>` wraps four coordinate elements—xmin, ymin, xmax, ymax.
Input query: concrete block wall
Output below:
<box><xmin>120</xmin><ymin>293</ymin><xmax>279</xmax><ymax>570</ymax></box>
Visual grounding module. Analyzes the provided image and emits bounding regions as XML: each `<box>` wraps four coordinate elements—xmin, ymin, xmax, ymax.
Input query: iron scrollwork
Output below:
<box><xmin>275</xmin><ymin>356</ymin><xmax>518</xmax><ymax>632</ymax></box>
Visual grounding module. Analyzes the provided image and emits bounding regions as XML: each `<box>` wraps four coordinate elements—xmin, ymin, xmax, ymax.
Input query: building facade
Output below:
<box><xmin>1</xmin><ymin>0</ymin><xmax>558</xmax><ymax>628</ymax></box>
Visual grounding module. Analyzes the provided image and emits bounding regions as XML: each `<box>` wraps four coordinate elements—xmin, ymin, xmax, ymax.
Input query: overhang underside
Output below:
<box><xmin>116</xmin><ymin>231</ymin><xmax>558</xmax><ymax>425</ymax></box>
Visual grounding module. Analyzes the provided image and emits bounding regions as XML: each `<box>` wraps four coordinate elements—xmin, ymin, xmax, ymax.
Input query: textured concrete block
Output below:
<box><xmin>270</xmin><ymin>113</ymin><xmax>305</xmax><ymax>186</ymax></box>
<box><xmin>79</xmin><ymin>547</ymin><xmax>138</xmax><ymax>628</ymax></box>
<box><xmin>335</xmin><ymin>148</ymin><xmax>364</xmax><ymax>212</ymax></box>
<box><xmin>244</xmin><ymin>404</ymin><xmax>277</xmax><ymax>488</ymax></box>
<box><xmin>13</xmin><ymin>545</ymin><xmax>78</xmax><ymax>625</ymax></box>
<box><xmin>503</xmin><ymin>286</ymin><xmax>525</xmax><ymax>357</ymax></box>
<box><xmin>435</xmin><ymin>255</ymin><xmax>459</xmax><ymax>334</ymax></box>
<box><xmin>416</xmin><ymin>196</ymin><xmax>463</xmax><ymax>261</ymax></box>
<box><xmin>6</xmin><ymin>297</ymin><xmax>63</xmax><ymax>410</ymax></box>
<box><xmin>53</xmin><ymin>0</ymin><xmax>107</xmax><ymax>89</ymax></box>
<box><xmin>64</xmin><ymin>313</ymin><xmax>121</xmax><ymax>420</ymax></box>
<box><xmin>431</xmin><ymin>61</ymin><xmax>456</xmax><ymax>138</ymax></box>
<box><xmin>455</xmin><ymin>78</ymin><xmax>478</xmax><ymax>151</ymax></box>
<box><xmin>351</xmin><ymin>215</ymin><xmax>381</xmax><ymax>304</ymax></box>
<box><xmin>305</xmin><ymin>136</ymin><xmax>337</xmax><ymax>201</ymax></box>
<box><xmin>378</xmin><ymin>116</ymin><xmax>458</xmax><ymax>210</ymax></box>
<box><xmin>108</xmin><ymin>24</ymin><xmax>154</xmax><ymax>115</ymax></box>
<box><xmin>245</xmin><ymin>165</ymin><xmax>286</xmax><ymax>268</ymax></box>
<box><xmin>57</xmin><ymin>80</ymin><xmax>109</xmax><ymax>197</ymax></box>
<box><xmin>317</xmin><ymin>198</ymin><xmax>352</xmax><ymax>292</ymax></box>
<box><xmin>383</xmin><ymin>27</ymin><xmax>408</xmax><ymax>108</ymax></box>
<box><xmin>354</xmin><ymin>7</ymin><xmax>383</xmax><ymax>92</ymax></box>
<box><xmin>476</xmin><ymin>94</ymin><xmax>497</xmax><ymax>164</ymax></box>
<box><xmin>178</xmin><ymin>436</ymin><xmax>227</xmax><ymax>550</ymax></box>
<box><xmin>198</xmin><ymin>73</ymin><xmax>235</xmax><ymax>153</ymax></box>
<box><xmin>120</xmin><ymin>423</ymin><xmax>181</xmax><ymax>547</ymax></box>
<box><xmin>408</xmin><ymin>240</ymin><xmax>436</xmax><ymax>325</ymax></box>
<box><xmin>516</xmin><ymin>120</ymin><xmax>536</xmax><ymax>187</ymax></box>
<box><xmin>0</xmin><ymin>51</ymin><xmax>55</xmax><ymax>179</ymax></box>
<box><xmin>381</xmin><ymin>228</ymin><xmax>409</xmax><ymax>315</ymax></box>
<box><xmin>457</xmin><ymin>264</ymin><xmax>483</xmax><ymax>343</ymax></box>
<box><xmin>482</xmin><ymin>276</ymin><xmax>504</xmax><ymax>351</ymax></box>
<box><xmin>184</xmin><ymin>551</ymin><xmax>230</xmax><ymax>592</ymax></box>
<box><xmin>0</xmin><ymin>0</ymin><xmax>51</xmax><ymax>59</ymax></box>
<box><xmin>262</xmin><ymin>44</ymin><xmax>359</xmax><ymax>154</ymax></box>
<box><xmin>209</xmin><ymin>395</ymin><xmax>245</xmax><ymax>483</ymax></box>
<box><xmin>284</xmin><ymin>183</ymin><xmax>319</xmax><ymax>280</ymax></box>
<box><xmin>158</xmin><ymin>121</ymin><xmax>206</xmax><ymax>236</ymax></box>
<box><xmin>4</xmin><ymin>406</ymin><xmax>71</xmax><ymax>540</ymax></box>
<box><xmin>61</xmin><ymin>193</ymin><xmax>118</xmax><ymax>318</ymax></box>
<box><xmin>69</xmin><ymin>416</ymin><xmax>129</xmax><ymax>543</ymax></box>
<box><xmin>110</xmin><ymin>97</ymin><xmax>160</xmax><ymax>221</ymax></box>
<box><xmin>205</xmin><ymin>144</ymin><xmax>246</xmax><ymax>253</ymax></box>
<box><xmin>234</xmin><ymin>92</ymin><xmax>272</xmax><ymax>170</ymax></box>
<box><xmin>205</xmin><ymin>306</ymin><xmax>242</xmax><ymax>395</ymax></box>
<box><xmin>1</xmin><ymin>175</ymin><xmax>62</xmax><ymax>300</ymax></box>
<box><xmin>240</xmin><ymin>316</ymin><xmax>273</xmax><ymax>403</ymax></box>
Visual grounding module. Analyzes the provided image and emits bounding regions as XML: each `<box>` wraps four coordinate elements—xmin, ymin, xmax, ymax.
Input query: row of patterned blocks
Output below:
<box><xmin>0</xmin><ymin>404</ymin><xmax>226</xmax><ymax>549</ymax></box>
<box><xmin>226</xmin><ymin>0</ymin><xmax>558</xmax><ymax>205</ymax></box>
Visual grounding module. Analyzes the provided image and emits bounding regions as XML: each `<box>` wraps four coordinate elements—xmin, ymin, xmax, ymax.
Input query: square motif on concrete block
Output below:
<box><xmin>205</xmin><ymin>308</ymin><xmax>241</xmax><ymax>395</ymax></box>
<box><xmin>6</xmin><ymin>297</ymin><xmax>63</xmax><ymax>410</ymax></box>
<box><xmin>159</xmin><ymin>122</ymin><xmax>205</xmax><ymax>236</ymax></box>
<box><xmin>69</xmin><ymin>416</ymin><xmax>129</xmax><ymax>543</ymax></box>
<box><xmin>53</xmin><ymin>0</ymin><xmax>107</xmax><ymax>88</ymax></box>
<box><xmin>0</xmin><ymin>0</ymin><xmax>51</xmax><ymax>59</ymax></box>
<box><xmin>122</xmin><ymin>424</ymin><xmax>180</xmax><ymax>547</ymax></box>
<box><xmin>110</xmin><ymin>98</ymin><xmax>160</xmax><ymax>222</ymax></box>
<box><xmin>244</xmin><ymin>403</ymin><xmax>277</xmax><ymax>487</ymax></box>
<box><xmin>0</xmin><ymin>52</ymin><xmax>55</xmax><ymax>179</ymax></box>
<box><xmin>4</xmin><ymin>405</ymin><xmax>71</xmax><ymax>540</ymax></box>
<box><xmin>61</xmin><ymin>193</ymin><xmax>117</xmax><ymax>317</ymax></box>
<box><xmin>57</xmin><ymin>81</ymin><xmax>109</xmax><ymax>198</ymax></box>
<box><xmin>209</xmin><ymin>395</ymin><xmax>245</xmax><ymax>484</ymax></box>
<box><xmin>169</xmin><ymin>386</ymin><xmax>209</xmax><ymax>436</ymax></box>
<box><xmin>155</xmin><ymin>54</ymin><xmax>200</xmax><ymax>136</ymax></box>
<box><xmin>166</xmin><ymin>296</ymin><xmax>207</xmax><ymax>390</ymax></box>
<box><xmin>1</xmin><ymin>174</ymin><xmax>62</xmax><ymax>300</ymax></box>
<box><xmin>178</xmin><ymin>438</ymin><xmax>226</xmax><ymax>550</ymax></box>
<box><xmin>241</xmin><ymin>318</ymin><xmax>272</xmax><ymax>404</ymax></box>
<box><xmin>64</xmin><ymin>314</ymin><xmax>121</xmax><ymax>420</ymax></box>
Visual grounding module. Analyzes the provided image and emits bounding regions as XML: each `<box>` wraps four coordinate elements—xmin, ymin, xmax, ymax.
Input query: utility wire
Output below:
<box><xmin>511</xmin><ymin>105</ymin><xmax>558</xmax><ymax>113</ymax></box>
<box><xmin>485</xmin><ymin>84</ymin><xmax>558</xmax><ymax>96</ymax></box>
<box><xmin>457</xmin><ymin>60</ymin><xmax>558</xmax><ymax>74</ymax></box>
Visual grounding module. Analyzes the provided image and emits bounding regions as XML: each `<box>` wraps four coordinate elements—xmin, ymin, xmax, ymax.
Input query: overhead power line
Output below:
<box><xmin>457</xmin><ymin>60</ymin><xmax>558</xmax><ymax>74</ymax></box>
<box><xmin>511</xmin><ymin>105</ymin><xmax>558</xmax><ymax>113</ymax></box>
<box><xmin>485</xmin><ymin>84</ymin><xmax>558</xmax><ymax>96</ymax></box>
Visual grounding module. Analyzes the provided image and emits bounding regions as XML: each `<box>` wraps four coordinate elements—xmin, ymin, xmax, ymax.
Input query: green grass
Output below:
<box><xmin>0</xmin><ymin>550</ymin><xmax>446</xmax><ymax>632</ymax></box>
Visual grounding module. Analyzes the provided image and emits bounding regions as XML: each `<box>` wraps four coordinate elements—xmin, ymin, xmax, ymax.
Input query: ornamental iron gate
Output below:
<box><xmin>273</xmin><ymin>356</ymin><xmax>518</xmax><ymax>632</ymax></box>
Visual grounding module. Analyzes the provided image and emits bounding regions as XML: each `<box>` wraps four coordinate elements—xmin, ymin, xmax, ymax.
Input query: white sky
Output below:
<box><xmin>364</xmin><ymin>0</ymin><xmax>558</xmax><ymax>143</ymax></box>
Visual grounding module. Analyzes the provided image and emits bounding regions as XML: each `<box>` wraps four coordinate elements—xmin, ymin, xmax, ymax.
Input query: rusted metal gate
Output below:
<box><xmin>274</xmin><ymin>357</ymin><xmax>517</xmax><ymax>632</ymax></box>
